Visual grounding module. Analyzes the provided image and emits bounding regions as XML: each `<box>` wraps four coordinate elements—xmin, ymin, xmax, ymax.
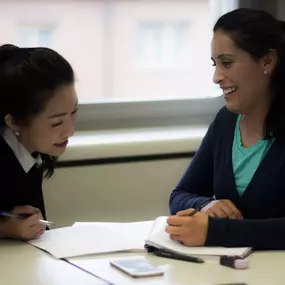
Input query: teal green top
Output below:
<box><xmin>232</xmin><ymin>115</ymin><xmax>275</xmax><ymax>196</ymax></box>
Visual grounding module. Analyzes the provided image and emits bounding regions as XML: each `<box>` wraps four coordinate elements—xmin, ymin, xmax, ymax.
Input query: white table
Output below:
<box><xmin>1</xmin><ymin>237</ymin><xmax>285</xmax><ymax>285</ymax></box>
<box><xmin>68</xmin><ymin>250</ymin><xmax>285</xmax><ymax>285</ymax></box>
<box><xmin>0</xmin><ymin>240</ymin><xmax>109</xmax><ymax>285</ymax></box>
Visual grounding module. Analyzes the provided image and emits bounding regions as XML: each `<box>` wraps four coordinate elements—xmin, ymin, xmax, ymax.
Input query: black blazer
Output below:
<box><xmin>0</xmin><ymin>137</ymin><xmax>46</xmax><ymax>219</ymax></box>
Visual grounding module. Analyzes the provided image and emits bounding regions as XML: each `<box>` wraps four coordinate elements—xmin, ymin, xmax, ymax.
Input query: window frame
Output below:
<box><xmin>76</xmin><ymin>0</ymin><xmax>237</xmax><ymax>131</ymax></box>
<box><xmin>76</xmin><ymin>95</ymin><xmax>224</xmax><ymax>130</ymax></box>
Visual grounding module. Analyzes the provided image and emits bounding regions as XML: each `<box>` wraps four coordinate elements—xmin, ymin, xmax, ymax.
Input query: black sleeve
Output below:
<box><xmin>206</xmin><ymin>217</ymin><xmax>285</xmax><ymax>250</ymax></box>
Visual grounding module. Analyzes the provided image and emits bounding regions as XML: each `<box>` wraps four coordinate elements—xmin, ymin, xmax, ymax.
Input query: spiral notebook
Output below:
<box><xmin>145</xmin><ymin>216</ymin><xmax>252</xmax><ymax>260</ymax></box>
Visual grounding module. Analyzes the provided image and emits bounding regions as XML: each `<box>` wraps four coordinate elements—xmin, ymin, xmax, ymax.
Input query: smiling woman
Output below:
<box><xmin>0</xmin><ymin>44</ymin><xmax>77</xmax><ymax>241</ymax></box>
<box><xmin>169</xmin><ymin>8</ymin><xmax>285</xmax><ymax>250</ymax></box>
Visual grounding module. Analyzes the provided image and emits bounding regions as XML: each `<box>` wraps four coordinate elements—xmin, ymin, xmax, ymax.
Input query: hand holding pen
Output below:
<box><xmin>165</xmin><ymin>208</ymin><xmax>209</xmax><ymax>247</ymax></box>
<box><xmin>0</xmin><ymin>205</ymin><xmax>54</xmax><ymax>240</ymax></box>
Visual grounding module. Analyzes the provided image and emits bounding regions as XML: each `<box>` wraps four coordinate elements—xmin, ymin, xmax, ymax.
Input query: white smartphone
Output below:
<box><xmin>110</xmin><ymin>257</ymin><xmax>164</xmax><ymax>278</ymax></box>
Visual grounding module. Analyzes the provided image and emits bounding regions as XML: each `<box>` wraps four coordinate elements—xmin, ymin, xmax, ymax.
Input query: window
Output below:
<box><xmin>0</xmin><ymin>0</ymin><xmax>238</xmax><ymax>130</ymax></box>
<box><xmin>17</xmin><ymin>25</ymin><xmax>53</xmax><ymax>48</ymax></box>
<box><xmin>135</xmin><ymin>22</ymin><xmax>189</xmax><ymax>69</ymax></box>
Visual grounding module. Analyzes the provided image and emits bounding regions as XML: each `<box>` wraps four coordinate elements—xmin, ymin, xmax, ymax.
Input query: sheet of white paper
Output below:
<box><xmin>146</xmin><ymin>216</ymin><xmax>251</xmax><ymax>258</ymax></box>
<box><xmin>28</xmin><ymin>224</ymin><xmax>146</xmax><ymax>259</ymax></box>
<box><xmin>73</xmin><ymin>220</ymin><xmax>154</xmax><ymax>249</ymax></box>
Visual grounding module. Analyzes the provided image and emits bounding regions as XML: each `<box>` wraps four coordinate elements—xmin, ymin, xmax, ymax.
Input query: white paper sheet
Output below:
<box><xmin>73</xmin><ymin>220</ymin><xmax>154</xmax><ymax>249</ymax></box>
<box><xmin>28</xmin><ymin>221</ymin><xmax>153</xmax><ymax>258</ymax></box>
<box><xmin>28</xmin><ymin>223</ymin><xmax>148</xmax><ymax>259</ymax></box>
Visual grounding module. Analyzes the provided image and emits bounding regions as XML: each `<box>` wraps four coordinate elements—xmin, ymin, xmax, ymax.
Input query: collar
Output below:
<box><xmin>2</xmin><ymin>128</ymin><xmax>42</xmax><ymax>173</ymax></box>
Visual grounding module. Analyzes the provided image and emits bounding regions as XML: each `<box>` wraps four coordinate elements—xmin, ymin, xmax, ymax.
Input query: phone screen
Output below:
<box><xmin>110</xmin><ymin>257</ymin><xmax>164</xmax><ymax>278</ymax></box>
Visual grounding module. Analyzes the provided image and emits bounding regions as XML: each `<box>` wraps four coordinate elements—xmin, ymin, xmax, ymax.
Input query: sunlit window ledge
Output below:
<box><xmin>59</xmin><ymin>126</ymin><xmax>208</xmax><ymax>162</ymax></box>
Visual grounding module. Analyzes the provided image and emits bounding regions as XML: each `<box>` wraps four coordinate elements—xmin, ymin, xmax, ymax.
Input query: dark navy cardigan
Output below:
<box><xmin>169</xmin><ymin>107</ymin><xmax>285</xmax><ymax>249</ymax></box>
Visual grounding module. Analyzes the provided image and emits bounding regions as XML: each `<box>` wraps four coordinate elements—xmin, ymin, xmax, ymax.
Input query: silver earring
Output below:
<box><xmin>264</xmin><ymin>70</ymin><xmax>268</xmax><ymax>75</ymax></box>
<box><xmin>14</xmin><ymin>131</ymin><xmax>20</xmax><ymax>136</ymax></box>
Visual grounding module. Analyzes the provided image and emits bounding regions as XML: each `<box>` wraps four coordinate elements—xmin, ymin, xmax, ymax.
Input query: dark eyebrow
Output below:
<box><xmin>48</xmin><ymin>112</ymin><xmax>67</xmax><ymax>119</ymax></box>
<box><xmin>211</xmin><ymin>53</ymin><xmax>234</xmax><ymax>61</ymax></box>
<box><xmin>48</xmin><ymin>101</ymin><xmax>78</xmax><ymax>119</ymax></box>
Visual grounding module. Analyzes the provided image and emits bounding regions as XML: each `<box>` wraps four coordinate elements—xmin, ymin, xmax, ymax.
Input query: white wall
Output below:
<box><xmin>42</xmin><ymin>124</ymin><xmax>205</xmax><ymax>227</ymax></box>
<box><xmin>43</xmin><ymin>157</ymin><xmax>191</xmax><ymax>227</ymax></box>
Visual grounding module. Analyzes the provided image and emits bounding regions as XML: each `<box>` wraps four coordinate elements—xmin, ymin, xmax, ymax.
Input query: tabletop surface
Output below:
<box><xmin>1</xmin><ymin>230</ymin><xmax>285</xmax><ymax>285</ymax></box>
<box><xmin>0</xmin><ymin>240</ymin><xmax>109</xmax><ymax>285</ymax></box>
<box><xmin>69</xmin><ymin>250</ymin><xmax>285</xmax><ymax>285</ymax></box>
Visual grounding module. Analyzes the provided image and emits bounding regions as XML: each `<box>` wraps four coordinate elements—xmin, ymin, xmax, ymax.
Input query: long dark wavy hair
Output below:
<box><xmin>214</xmin><ymin>8</ymin><xmax>285</xmax><ymax>138</ymax></box>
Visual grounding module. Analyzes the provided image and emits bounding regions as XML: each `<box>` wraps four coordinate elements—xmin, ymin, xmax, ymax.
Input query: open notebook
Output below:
<box><xmin>27</xmin><ymin>217</ymin><xmax>251</xmax><ymax>260</ymax></box>
<box><xmin>145</xmin><ymin>216</ymin><xmax>252</xmax><ymax>260</ymax></box>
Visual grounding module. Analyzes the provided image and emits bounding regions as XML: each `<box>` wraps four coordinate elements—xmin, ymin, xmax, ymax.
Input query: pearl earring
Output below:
<box><xmin>264</xmin><ymin>70</ymin><xmax>268</xmax><ymax>75</ymax></box>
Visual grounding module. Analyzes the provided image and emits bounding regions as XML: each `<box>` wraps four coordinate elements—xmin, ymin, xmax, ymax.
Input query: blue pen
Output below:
<box><xmin>0</xmin><ymin>211</ymin><xmax>55</xmax><ymax>226</ymax></box>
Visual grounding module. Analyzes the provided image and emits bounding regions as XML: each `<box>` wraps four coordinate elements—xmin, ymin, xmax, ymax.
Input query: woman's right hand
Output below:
<box><xmin>0</xmin><ymin>205</ymin><xmax>46</xmax><ymax>240</ymax></box>
<box><xmin>200</xmin><ymin>199</ymin><xmax>243</xmax><ymax>219</ymax></box>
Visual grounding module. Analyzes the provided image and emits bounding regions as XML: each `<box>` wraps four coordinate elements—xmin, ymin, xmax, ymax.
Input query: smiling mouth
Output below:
<box><xmin>223</xmin><ymin>87</ymin><xmax>237</xmax><ymax>96</ymax></box>
<box><xmin>54</xmin><ymin>140</ymin><xmax>68</xmax><ymax>148</ymax></box>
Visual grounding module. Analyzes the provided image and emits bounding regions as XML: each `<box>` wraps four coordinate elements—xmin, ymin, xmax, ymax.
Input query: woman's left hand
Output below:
<box><xmin>166</xmin><ymin>209</ymin><xmax>209</xmax><ymax>246</ymax></box>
